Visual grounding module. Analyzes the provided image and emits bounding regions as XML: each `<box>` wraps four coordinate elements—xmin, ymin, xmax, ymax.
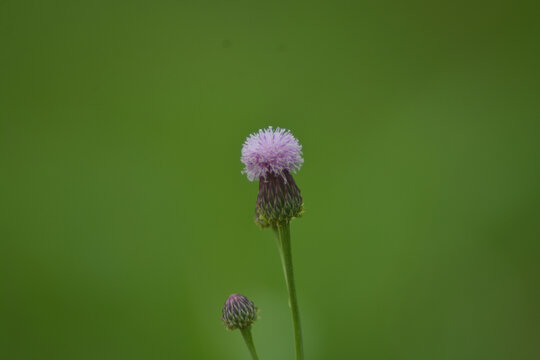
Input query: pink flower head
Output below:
<box><xmin>241</xmin><ymin>127</ymin><xmax>304</xmax><ymax>181</ymax></box>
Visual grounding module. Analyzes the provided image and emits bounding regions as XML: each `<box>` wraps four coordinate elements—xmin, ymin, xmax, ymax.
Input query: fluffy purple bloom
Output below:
<box><xmin>241</xmin><ymin>127</ymin><xmax>304</xmax><ymax>181</ymax></box>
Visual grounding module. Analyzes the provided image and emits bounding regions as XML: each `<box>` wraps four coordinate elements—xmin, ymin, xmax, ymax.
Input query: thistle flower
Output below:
<box><xmin>221</xmin><ymin>294</ymin><xmax>258</xmax><ymax>331</ymax></box>
<box><xmin>241</xmin><ymin>127</ymin><xmax>303</xmax><ymax>181</ymax></box>
<box><xmin>241</xmin><ymin>127</ymin><xmax>304</xmax><ymax>228</ymax></box>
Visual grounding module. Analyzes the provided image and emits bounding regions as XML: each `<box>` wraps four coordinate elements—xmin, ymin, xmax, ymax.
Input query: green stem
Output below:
<box><xmin>273</xmin><ymin>223</ymin><xmax>304</xmax><ymax>360</ymax></box>
<box><xmin>240</xmin><ymin>326</ymin><xmax>259</xmax><ymax>360</ymax></box>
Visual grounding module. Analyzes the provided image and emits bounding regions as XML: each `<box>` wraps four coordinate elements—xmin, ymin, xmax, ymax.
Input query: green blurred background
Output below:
<box><xmin>1</xmin><ymin>1</ymin><xmax>539</xmax><ymax>359</ymax></box>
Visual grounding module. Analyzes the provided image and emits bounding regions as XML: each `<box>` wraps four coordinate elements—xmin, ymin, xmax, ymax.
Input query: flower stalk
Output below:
<box><xmin>240</xmin><ymin>327</ymin><xmax>260</xmax><ymax>360</ymax></box>
<box><xmin>273</xmin><ymin>222</ymin><xmax>304</xmax><ymax>360</ymax></box>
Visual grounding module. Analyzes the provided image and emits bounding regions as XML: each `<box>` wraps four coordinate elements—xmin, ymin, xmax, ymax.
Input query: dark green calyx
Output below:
<box><xmin>255</xmin><ymin>170</ymin><xmax>304</xmax><ymax>228</ymax></box>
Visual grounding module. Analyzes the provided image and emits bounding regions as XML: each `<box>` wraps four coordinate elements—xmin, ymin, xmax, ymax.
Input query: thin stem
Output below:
<box><xmin>240</xmin><ymin>326</ymin><xmax>259</xmax><ymax>360</ymax></box>
<box><xmin>273</xmin><ymin>223</ymin><xmax>304</xmax><ymax>360</ymax></box>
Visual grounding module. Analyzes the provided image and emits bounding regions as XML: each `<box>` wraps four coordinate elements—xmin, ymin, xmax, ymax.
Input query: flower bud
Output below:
<box><xmin>221</xmin><ymin>294</ymin><xmax>258</xmax><ymax>330</ymax></box>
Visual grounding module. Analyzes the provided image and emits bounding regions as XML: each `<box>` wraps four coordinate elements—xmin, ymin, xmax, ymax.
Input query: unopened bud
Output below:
<box><xmin>221</xmin><ymin>294</ymin><xmax>258</xmax><ymax>330</ymax></box>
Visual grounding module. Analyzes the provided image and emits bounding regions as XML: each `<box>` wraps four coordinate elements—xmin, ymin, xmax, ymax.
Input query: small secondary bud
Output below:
<box><xmin>221</xmin><ymin>294</ymin><xmax>258</xmax><ymax>330</ymax></box>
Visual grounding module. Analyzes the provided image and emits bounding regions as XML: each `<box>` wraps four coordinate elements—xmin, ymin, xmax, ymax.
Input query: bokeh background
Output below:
<box><xmin>1</xmin><ymin>1</ymin><xmax>539</xmax><ymax>359</ymax></box>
